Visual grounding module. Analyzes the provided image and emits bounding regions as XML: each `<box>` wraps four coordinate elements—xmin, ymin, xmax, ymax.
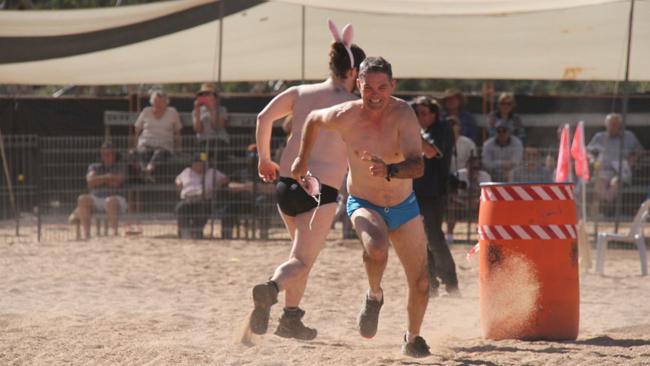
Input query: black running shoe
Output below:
<box><xmin>357</xmin><ymin>293</ymin><xmax>383</xmax><ymax>338</ymax></box>
<box><xmin>402</xmin><ymin>334</ymin><xmax>431</xmax><ymax>358</ymax></box>
<box><xmin>249</xmin><ymin>281</ymin><xmax>279</xmax><ymax>335</ymax></box>
<box><xmin>274</xmin><ymin>308</ymin><xmax>317</xmax><ymax>340</ymax></box>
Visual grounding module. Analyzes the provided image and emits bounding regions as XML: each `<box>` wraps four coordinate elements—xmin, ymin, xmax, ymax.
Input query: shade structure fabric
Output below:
<box><xmin>0</xmin><ymin>0</ymin><xmax>648</xmax><ymax>84</ymax></box>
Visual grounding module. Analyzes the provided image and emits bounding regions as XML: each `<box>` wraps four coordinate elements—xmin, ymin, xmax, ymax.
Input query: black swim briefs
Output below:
<box><xmin>276</xmin><ymin>176</ymin><xmax>339</xmax><ymax>217</ymax></box>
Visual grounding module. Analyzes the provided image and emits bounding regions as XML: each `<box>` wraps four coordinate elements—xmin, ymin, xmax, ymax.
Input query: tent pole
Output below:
<box><xmin>613</xmin><ymin>0</ymin><xmax>635</xmax><ymax>233</ymax></box>
<box><xmin>0</xmin><ymin>128</ymin><xmax>19</xmax><ymax>235</ymax></box>
<box><xmin>217</xmin><ymin>0</ymin><xmax>224</xmax><ymax>87</ymax></box>
<box><xmin>301</xmin><ymin>5</ymin><xmax>306</xmax><ymax>83</ymax></box>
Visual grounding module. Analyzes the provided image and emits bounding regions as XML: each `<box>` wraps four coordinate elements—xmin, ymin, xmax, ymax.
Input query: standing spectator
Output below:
<box><xmin>487</xmin><ymin>92</ymin><xmax>526</xmax><ymax>144</ymax></box>
<box><xmin>192</xmin><ymin>83</ymin><xmax>230</xmax><ymax>163</ymax></box>
<box><xmin>411</xmin><ymin>96</ymin><xmax>459</xmax><ymax>297</ymax></box>
<box><xmin>175</xmin><ymin>152</ymin><xmax>229</xmax><ymax>239</ymax></box>
<box><xmin>448</xmin><ymin>116</ymin><xmax>477</xmax><ymax>174</ymax></box>
<box><xmin>481</xmin><ymin>119</ymin><xmax>524</xmax><ymax>182</ymax></box>
<box><xmin>441</xmin><ymin>88</ymin><xmax>479</xmax><ymax>144</ymax></box>
<box><xmin>587</xmin><ymin>113</ymin><xmax>644</xmax><ymax>216</ymax></box>
<box><xmin>134</xmin><ymin>88</ymin><xmax>182</xmax><ymax>181</ymax></box>
<box><xmin>73</xmin><ymin>142</ymin><xmax>127</xmax><ymax>240</ymax></box>
<box><xmin>509</xmin><ymin>147</ymin><xmax>553</xmax><ymax>183</ymax></box>
<box><xmin>446</xmin><ymin>155</ymin><xmax>491</xmax><ymax>244</ymax></box>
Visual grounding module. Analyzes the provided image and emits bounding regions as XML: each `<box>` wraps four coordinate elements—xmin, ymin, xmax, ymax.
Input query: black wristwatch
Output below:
<box><xmin>386</xmin><ymin>163</ymin><xmax>398</xmax><ymax>181</ymax></box>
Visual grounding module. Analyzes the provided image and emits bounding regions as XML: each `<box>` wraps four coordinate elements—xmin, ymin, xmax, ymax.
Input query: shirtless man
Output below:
<box><xmin>248</xmin><ymin>22</ymin><xmax>366</xmax><ymax>340</ymax></box>
<box><xmin>291</xmin><ymin>57</ymin><xmax>431</xmax><ymax>357</ymax></box>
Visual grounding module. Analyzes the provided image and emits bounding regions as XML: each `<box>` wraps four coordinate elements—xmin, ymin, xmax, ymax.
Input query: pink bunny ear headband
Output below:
<box><xmin>327</xmin><ymin>19</ymin><xmax>355</xmax><ymax>69</ymax></box>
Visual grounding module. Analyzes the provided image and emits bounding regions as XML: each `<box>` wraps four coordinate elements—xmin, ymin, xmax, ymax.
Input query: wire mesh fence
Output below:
<box><xmin>0</xmin><ymin>135</ymin><xmax>648</xmax><ymax>246</ymax></box>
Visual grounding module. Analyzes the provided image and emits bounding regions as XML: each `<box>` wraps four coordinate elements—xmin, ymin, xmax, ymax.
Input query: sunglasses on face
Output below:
<box><xmin>497</xmin><ymin>128</ymin><xmax>508</xmax><ymax>133</ymax></box>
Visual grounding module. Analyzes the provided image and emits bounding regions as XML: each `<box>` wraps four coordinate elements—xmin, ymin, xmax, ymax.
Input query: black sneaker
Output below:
<box><xmin>357</xmin><ymin>293</ymin><xmax>383</xmax><ymax>338</ymax></box>
<box><xmin>402</xmin><ymin>334</ymin><xmax>431</xmax><ymax>358</ymax></box>
<box><xmin>274</xmin><ymin>307</ymin><xmax>317</xmax><ymax>340</ymax></box>
<box><xmin>249</xmin><ymin>281</ymin><xmax>279</xmax><ymax>335</ymax></box>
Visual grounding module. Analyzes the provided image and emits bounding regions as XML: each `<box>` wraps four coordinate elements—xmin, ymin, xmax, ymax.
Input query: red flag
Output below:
<box><xmin>555</xmin><ymin>124</ymin><xmax>570</xmax><ymax>182</ymax></box>
<box><xmin>571</xmin><ymin>121</ymin><xmax>590</xmax><ymax>181</ymax></box>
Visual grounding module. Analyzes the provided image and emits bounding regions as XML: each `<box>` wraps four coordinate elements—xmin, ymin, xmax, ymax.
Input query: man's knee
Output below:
<box><xmin>363</xmin><ymin>239</ymin><xmax>389</xmax><ymax>263</ymax></box>
<box><xmin>416</xmin><ymin>273</ymin><xmax>429</xmax><ymax>294</ymax></box>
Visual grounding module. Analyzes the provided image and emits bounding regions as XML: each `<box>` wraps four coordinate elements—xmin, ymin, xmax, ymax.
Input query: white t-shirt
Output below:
<box><xmin>135</xmin><ymin>106</ymin><xmax>182</xmax><ymax>152</ymax></box>
<box><xmin>450</xmin><ymin>135</ymin><xmax>477</xmax><ymax>173</ymax></box>
<box><xmin>175</xmin><ymin>167</ymin><xmax>227</xmax><ymax>200</ymax></box>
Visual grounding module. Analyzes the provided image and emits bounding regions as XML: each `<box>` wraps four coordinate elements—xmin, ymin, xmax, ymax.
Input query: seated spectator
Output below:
<box><xmin>72</xmin><ymin>142</ymin><xmax>127</xmax><ymax>240</ymax></box>
<box><xmin>175</xmin><ymin>152</ymin><xmax>229</xmax><ymax>239</ymax></box>
<box><xmin>509</xmin><ymin>147</ymin><xmax>553</xmax><ymax>183</ymax></box>
<box><xmin>134</xmin><ymin>88</ymin><xmax>182</xmax><ymax>182</ymax></box>
<box><xmin>446</xmin><ymin>155</ymin><xmax>491</xmax><ymax>244</ymax></box>
<box><xmin>487</xmin><ymin>92</ymin><xmax>526</xmax><ymax>144</ymax></box>
<box><xmin>441</xmin><ymin>88</ymin><xmax>479</xmax><ymax>144</ymax></box>
<box><xmin>587</xmin><ymin>113</ymin><xmax>645</xmax><ymax>217</ymax></box>
<box><xmin>222</xmin><ymin>144</ymin><xmax>275</xmax><ymax>239</ymax></box>
<box><xmin>481</xmin><ymin>119</ymin><xmax>524</xmax><ymax>182</ymax></box>
<box><xmin>448</xmin><ymin>115</ymin><xmax>477</xmax><ymax>174</ymax></box>
<box><xmin>192</xmin><ymin>83</ymin><xmax>230</xmax><ymax>163</ymax></box>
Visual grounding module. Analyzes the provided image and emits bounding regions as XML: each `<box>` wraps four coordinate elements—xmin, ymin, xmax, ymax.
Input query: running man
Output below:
<box><xmin>291</xmin><ymin>57</ymin><xmax>431</xmax><ymax>357</ymax></box>
<box><xmin>248</xmin><ymin>21</ymin><xmax>366</xmax><ymax>340</ymax></box>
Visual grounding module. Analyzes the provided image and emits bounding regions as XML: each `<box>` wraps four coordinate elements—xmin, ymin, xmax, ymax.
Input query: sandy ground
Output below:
<box><xmin>1</xmin><ymin>235</ymin><xmax>649</xmax><ymax>366</ymax></box>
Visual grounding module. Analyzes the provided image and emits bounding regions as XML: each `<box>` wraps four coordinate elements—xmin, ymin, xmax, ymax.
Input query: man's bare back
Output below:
<box><xmin>277</xmin><ymin>80</ymin><xmax>358</xmax><ymax>189</ymax></box>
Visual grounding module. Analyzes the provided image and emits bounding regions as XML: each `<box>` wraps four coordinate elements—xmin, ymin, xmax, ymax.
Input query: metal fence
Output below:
<box><xmin>1</xmin><ymin>135</ymin><xmax>649</xmax><ymax>245</ymax></box>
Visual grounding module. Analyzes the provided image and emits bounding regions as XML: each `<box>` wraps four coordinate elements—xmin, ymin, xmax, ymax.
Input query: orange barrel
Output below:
<box><xmin>478</xmin><ymin>182</ymin><xmax>579</xmax><ymax>340</ymax></box>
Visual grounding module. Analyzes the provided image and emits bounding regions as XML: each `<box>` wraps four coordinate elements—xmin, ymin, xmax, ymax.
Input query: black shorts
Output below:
<box><xmin>276</xmin><ymin>177</ymin><xmax>339</xmax><ymax>217</ymax></box>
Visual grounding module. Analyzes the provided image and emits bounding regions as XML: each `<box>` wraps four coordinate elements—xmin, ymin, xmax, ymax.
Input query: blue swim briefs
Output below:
<box><xmin>346</xmin><ymin>192</ymin><xmax>420</xmax><ymax>231</ymax></box>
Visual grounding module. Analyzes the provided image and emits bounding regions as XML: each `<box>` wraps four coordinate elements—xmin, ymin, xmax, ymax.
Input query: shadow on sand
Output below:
<box><xmin>570</xmin><ymin>335</ymin><xmax>650</xmax><ymax>347</ymax></box>
<box><xmin>452</xmin><ymin>343</ymin><xmax>572</xmax><ymax>354</ymax></box>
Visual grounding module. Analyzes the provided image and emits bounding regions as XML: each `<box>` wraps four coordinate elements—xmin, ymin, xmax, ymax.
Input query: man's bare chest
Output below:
<box><xmin>346</xmin><ymin>121</ymin><xmax>401</xmax><ymax>161</ymax></box>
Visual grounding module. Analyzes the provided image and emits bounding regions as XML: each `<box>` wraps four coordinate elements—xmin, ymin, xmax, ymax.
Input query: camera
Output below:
<box><xmin>420</xmin><ymin>129</ymin><xmax>442</xmax><ymax>158</ymax></box>
<box><xmin>197</xmin><ymin>96</ymin><xmax>211</xmax><ymax>106</ymax></box>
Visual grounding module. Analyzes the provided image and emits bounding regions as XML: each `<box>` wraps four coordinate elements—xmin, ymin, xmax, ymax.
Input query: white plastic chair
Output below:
<box><xmin>595</xmin><ymin>199</ymin><xmax>650</xmax><ymax>276</ymax></box>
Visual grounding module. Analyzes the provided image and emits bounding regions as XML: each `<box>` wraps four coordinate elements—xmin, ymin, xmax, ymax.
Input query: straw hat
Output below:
<box><xmin>196</xmin><ymin>82</ymin><xmax>218</xmax><ymax>96</ymax></box>
<box><xmin>441</xmin><ymin>88</ymin><xmax>467</xmax><ymax>106</ymax></box>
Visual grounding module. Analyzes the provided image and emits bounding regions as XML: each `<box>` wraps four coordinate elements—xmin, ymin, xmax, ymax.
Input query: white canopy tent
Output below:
<box><xmin>0</xmin><ymin>0</ymin><xmax>648</xmax><ymax>84</ymax></box>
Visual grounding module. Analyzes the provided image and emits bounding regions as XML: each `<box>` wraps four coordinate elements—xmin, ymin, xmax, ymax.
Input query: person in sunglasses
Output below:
<box><xmin>487</xmin><ymin>92</ymin><xmax>526</xmax><ymax>144</ymax></box>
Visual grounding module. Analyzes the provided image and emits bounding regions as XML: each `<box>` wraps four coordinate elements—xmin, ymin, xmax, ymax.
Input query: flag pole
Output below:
<box><xmin>613</xmin><ymin>0</ymin><xmax>635</xmax><ymax>232</ymax></box>
<box><xmin>574</xmin><ymin>121</ymin><xmax>592</xmax><ymax>272</ymax></box>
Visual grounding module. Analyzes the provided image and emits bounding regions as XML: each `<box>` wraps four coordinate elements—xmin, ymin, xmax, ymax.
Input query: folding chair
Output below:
<box><xmin>595</xmin><ymin>199</ymin><xmax>650</xmax><ymax>276</ymax></box>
